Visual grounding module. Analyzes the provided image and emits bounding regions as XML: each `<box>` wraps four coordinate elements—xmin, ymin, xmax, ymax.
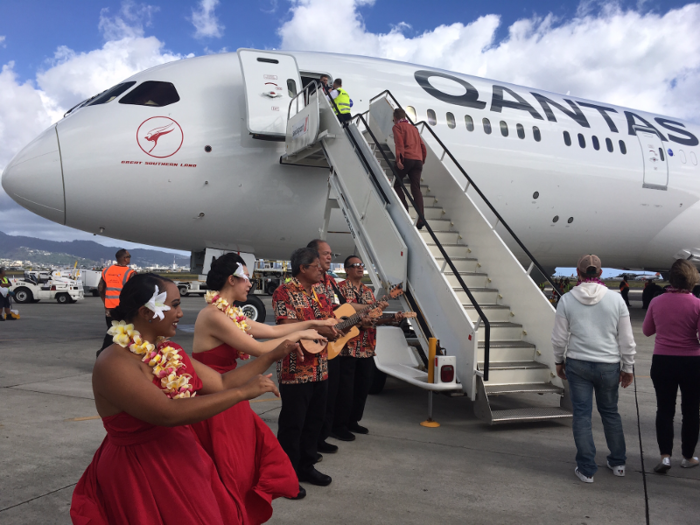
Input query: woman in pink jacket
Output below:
<box><xmin>643</xmin><ymin>259</ymin><xmax>700</xmax><ymax>472</ymax></box>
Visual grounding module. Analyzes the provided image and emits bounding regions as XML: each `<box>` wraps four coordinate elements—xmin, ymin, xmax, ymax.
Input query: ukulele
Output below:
<box><xmin>326</xmin><ymin>284</ymin><xmax>407</xmax><ymax>360</ymax></box>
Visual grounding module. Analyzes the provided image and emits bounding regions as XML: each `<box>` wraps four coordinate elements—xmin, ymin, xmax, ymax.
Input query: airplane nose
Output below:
<box><xmin>1</xmin><ymin>125</ymin><xmax>65</xmax><ymax>224</ymax></box>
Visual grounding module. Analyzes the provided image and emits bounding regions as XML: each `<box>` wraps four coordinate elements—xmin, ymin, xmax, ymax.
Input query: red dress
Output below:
<box><xmin>192</xmin><ymin>344</ymin><xmax>298</xmax><ymax>525</ymax></box>
<box><xmin>71</xmin><ymin>347</ymin><xmax>243</xmax><ymax>525</ymax></box>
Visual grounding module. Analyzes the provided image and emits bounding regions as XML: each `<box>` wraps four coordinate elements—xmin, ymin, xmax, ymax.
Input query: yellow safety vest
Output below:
<box><xmin>102</xmin><ymin>265</ymin><xmax>135</xmax><ymax>308</ymax></box>
<box><xmin>332</xmin><ymin>88</ymin><xmax>351</xmax><ymax>115</ymax></box>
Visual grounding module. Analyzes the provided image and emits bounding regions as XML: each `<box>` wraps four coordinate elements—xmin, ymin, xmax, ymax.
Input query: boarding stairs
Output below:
<box><xmin>280</xmin><ymin>84</ymin><xmax>571</xmax><ymax>424</ymax></box>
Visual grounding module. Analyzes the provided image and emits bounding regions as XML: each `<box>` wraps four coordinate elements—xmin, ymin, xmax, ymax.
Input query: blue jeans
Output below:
<box><xmin>566</xmin><ymin>358</ymin><xmax>626</xmax><ymax>477</ymax></box>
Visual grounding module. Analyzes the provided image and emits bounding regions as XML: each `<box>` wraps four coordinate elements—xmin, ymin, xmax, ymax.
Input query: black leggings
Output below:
<box><xmin>650</xmin><ymin>354</ymin><xmax>700</xmax><ymax>458</ymax></box>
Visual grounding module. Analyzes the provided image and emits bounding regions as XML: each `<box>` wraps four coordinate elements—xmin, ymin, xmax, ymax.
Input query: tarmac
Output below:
<box><xmin>1</xmin><ymin>290</ymin><xmax>699</xmax><ymax>525</ymax></box>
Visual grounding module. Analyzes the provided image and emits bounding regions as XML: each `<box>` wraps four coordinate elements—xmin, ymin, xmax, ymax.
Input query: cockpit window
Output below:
<box><xmin>119</xmin><ymin>81</ymin><xmax>180</xmax><ymax>107</ymax></box>
<box><xmin>87</xmin><ymin>82</ymin><xmax>137</xmax><ymax>106</ymax></box>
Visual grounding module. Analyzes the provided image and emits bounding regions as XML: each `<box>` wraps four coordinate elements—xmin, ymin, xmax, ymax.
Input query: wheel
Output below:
<box><xmin>265</xmin><ymin>281</ymin><xmax>278</xmax><ymax>296</ymax></box>
<box><xmin>178</xmin><ymin>285</ymin><xmax>189</xmax><ymax>297</ymax></box>
<box><xmin>235</xmin><ymin>295</ymin><xmax>266</xmax><ymax>323</ymax></box>
<box><xmin>13</xmin><ymin>287</ymin><xmax>33</xmax><ymax>304</ymax></box>
<box><xmin>91</xmin><ymin>289</ymin><xmax>100</xmax><ymax>297</ymax></box>
<box><xmin>368</xmin><ymin>359</ymin><xmax>387</xmax><ymax>395</ymax></box>
<box><xmin>56</xmin><ymin>293</ymin><xmax>70</xmax><ymax>304</ymax></box>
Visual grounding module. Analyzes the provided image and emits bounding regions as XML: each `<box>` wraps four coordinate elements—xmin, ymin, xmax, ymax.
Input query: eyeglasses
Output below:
<box><xmin>124</xmin><ymin>255</ymin><xmax>131</xmax><ymax>259</ymax></box>
<box><xmin>347</xmin><ymin>263</ymin><xmax>365</xmax><ymax>269</ymax></box>
<box><xmin>305</xmin><ymin>264</ymin><xmax>323</xmax><ymax>271</ymax></box>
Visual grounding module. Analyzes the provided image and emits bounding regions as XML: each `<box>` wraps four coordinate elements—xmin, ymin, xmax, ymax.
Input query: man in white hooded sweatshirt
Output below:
<box><xmin>551</xmin><ymin>254</ymin><xmax>636</xmax><ymax>483</ymax></box>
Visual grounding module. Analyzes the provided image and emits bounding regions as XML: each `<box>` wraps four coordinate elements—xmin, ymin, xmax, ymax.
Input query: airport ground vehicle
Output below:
<box><xmin>10</xmin><ymin>272</ymin><xmax>84</xmax><ymax>304</ymax></box>
<box><xmin>74</xmin><ymin>269</ymin><xmax>102</xmax><ymax>296</ymax></box>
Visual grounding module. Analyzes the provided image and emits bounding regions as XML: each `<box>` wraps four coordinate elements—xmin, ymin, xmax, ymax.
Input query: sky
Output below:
<box><xmin>0</xmin><ymin>0</ymin><xmax>698</xmax><ymax>271</ymax></box>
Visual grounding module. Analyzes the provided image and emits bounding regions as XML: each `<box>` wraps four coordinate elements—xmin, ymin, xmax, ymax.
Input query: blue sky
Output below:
<box><xmin>0</xmin><ymin>0</ymin><xmax>698</xmax><ymax>273</ymax></box>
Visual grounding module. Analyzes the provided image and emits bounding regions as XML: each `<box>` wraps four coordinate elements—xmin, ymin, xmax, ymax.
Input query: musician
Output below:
<box><xmin>272</xmin><ymin>247</ymin><xmax>339</xmax><ymax>491</ymax></box>
<box><xmin>333</xmin><ymin>255</ymin><xmax>404</xmax><ymax>437</ymax></box>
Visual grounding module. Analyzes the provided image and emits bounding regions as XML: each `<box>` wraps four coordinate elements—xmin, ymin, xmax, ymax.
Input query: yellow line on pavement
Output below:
<box><xmin>66</xmin><ymin>416</ymin><xmax>101</xmax><ymax>421</ymax></box>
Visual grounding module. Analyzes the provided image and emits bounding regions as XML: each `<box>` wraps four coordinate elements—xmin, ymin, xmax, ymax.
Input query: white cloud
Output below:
<box><xmin>279</xmin><ymin>0</ymin><xmax>700</xmax><ymax>123</ymax></box>
<box><xmin>98</xmin><ymin>0</ymin><xmax>159</xmax><ymax>41</ymax></box>
<box><xmin>0</xmin><ymin>36</ymin><xmax>6</xmax><ymax>48</ymax></box>
<box><xmin>190</xmin><ymin>0</ymin><xmax>224</xmax><ymax>39</ymax></box>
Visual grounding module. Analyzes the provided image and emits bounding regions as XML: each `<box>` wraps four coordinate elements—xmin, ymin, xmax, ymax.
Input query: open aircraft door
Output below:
<box><xmin>635</xmin><ymin>127</ymin><xmax>669</xmax><ymax>191</ymax></box>
<box><xmin>238</xmin><ymin>49</ymin><xmax>302</xmax><ymax>137</ymax></box>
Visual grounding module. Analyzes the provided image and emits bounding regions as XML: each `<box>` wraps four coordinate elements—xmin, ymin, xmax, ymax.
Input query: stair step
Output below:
<box><xmin>478</xmin><ymin>360</ymin><xmax>552</xmax><ymax>385</ymax></box>
<box><xmin>477</xmin><ymin>342</ymin><xmax>536</xmax><ymax>363</ymax></box>
<box><xmin>423</xmin><ymin>195</ymin><xmax>439</xmax><ymax>207</ymax></box>
<box><xmin>428</xmin><ymin>244</ymin><xmax>471</xmax><ymax>259</ymax></box>
<box><xmin>481</xmin><ymin>361</ymin><xmax>548</xmax><ymax>370</ymax></box>
<box><xmin>490</xmin><ymin>407</ymin><xmax>572</xmax><ymax>424</ymax></box>
<box><xmin>485</xmin><ymin>383</ymin><xmax>564</xmax><ymax>396</ymax></box>
<box><xmin>476</xmin><ymin>322</ymin><xmax>523</xmax><ymax>343</ymax></box>
<box><xmin>437</xmin><ymin>257</ymin><xmax>479</xmax><ymax>272</ymax></box>
<box><xmin>421</xmin><ymin>230</ymin><xmax>460</xmax><ymax>244</ymax></box>
<box><xmin>410</xmin><ymin>207</ymin><xmax>446</xmax><ymax>220</ymax></box>
<box><xmin>453</xmin><ymin>287</ymin><xmax>499</xmax><ymax>304</ymax></box>
<box><xmin>444</xmin><ymin>271</ymin><xmax>489</xmax><ymax>288</ymax></box>
<box><xmin>463</xmin><ymin>304</ymin><xmax>512</xmax><ymax>322</ymax></box>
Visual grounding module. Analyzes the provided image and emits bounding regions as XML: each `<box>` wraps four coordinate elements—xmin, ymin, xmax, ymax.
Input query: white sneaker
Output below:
<box><xmin>654</xmin><ymin>456</ymin><xmax>671</xmax><ymax>474</ymax></box>
<box><xmin>575</xmin><ymin>467</ymin><xmax>594</xmax><ymax>483</ymax></box>
<box><xmin>607</xmin><ymin>461</ymin><xmax>625</xmax><ymax>477</ymax></box>
<box><xmin>681</xmin><ymin>457</ymin><xmax>699</xmax><ymax>468</ymax></box>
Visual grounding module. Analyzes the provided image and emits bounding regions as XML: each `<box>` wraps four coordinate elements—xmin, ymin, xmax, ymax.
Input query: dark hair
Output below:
<box><xmin>393</xmin><ymin>108</ymin><xmax>406</xmax><ymax>121</ymax></box>
<box><xmin>206</xmin><ymin>253</ymin><xmax>247</xmax><ymax>290</ymax></box>
<box><xmin>306</xmin><ymin>239</ymin><xmax>329</xmax><ymax>250</ymax></box>
<box><xmin>115</xmin><ymin>248</ymin><xmax>128</xmax><ymax>260</ymax></box>
<box><xmin>344</xmin><ymin>255</ymin><xmax>361</xmax><ymax>268</ymax></box>
<box><xmin>291</xmin><ymin>247</ymin><xmax>319</xmax><ymax>277</ymax></box>
<box><xmin>333</xmin><ymin>78</ymin><xmax>342</xmax><ymax>87</ymax></box>
<box><xmin>668</xmin><ymin>259</ymin><xmax>699</xmax><ymax>291</ymax></box>
<box><xmin>111</xmin><ymin>273</ymin><xmax>173</xmax><ymax>322</ymax></box>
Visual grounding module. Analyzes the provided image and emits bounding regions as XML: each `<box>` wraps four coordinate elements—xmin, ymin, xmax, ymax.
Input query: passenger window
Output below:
<box><xmin>87</xmin><ymin>82</ymin><xmax>137</xmax><ymax>106</ymax></box>
<box><xmin>533</xmin><ymin>126</ymin><xmax>541</xmax><ymax>142</ymax></box>
<box><xmin>619</xmin><ymin>140</ymin><xmax>627</xmax><ymax>154</ymax></box>
<box><xmin>406</xmin><ymin>106</ymin><xmax>417</xmax><ymax>123</ymax></box>
<box><xmin>483</xmin><ymin>118</ymin><xmax>492</xmax><ymax>134</ymax></box>
<box><xmin>563</xmin><ymin>131</ymin><xmax>571</xmax><ymax>146</ymax></box>
<box><xmin>427</xmin><ymin>109</ymin><xmax>437</xmax><ymax>126</ymax></box>
<box><xmin>606</xmin><ymin>138</ymin><xmax>614</xmax><ymax>152</ymax></box>
<box><xmin>446</xmin><ymin>112</ymin><xmax>456</xmax><ymax>129</ymax></box>
<box><xmin>592</xmin><ymin>136</ymin><xmax>600</xmax><ymax>150</ymax></box>
<box><xmin>516</xmin><ymin>124</ymin><xmax>525</xmax><ymax>139</ymax></box>
<box><xmin>500</xmin><ymin>121</ymin><xmax>509</xmax><ymax>137</ymax></box>
<box><xmin>465</xmin><ymin>115</ymin><xmax>474</xmax><ymax>132</ymax></box>
<box><xmin>659</xmin><ymin>148</ymin><xmax>665</xmax><ymax>161</ymax></box>
<box><xmin>578</xmin><ymin>133</ymin><xmax>586</xmax><ymax>148</ymax></box>
<box><xmin>119</xmin><ymin>81</ymin><xmax>180</xmax><ymax>107</ymax></box>
<box><xmin>287</xmin><ymin>79</ymin><xmax>297</xmax><ymax>97</ymax></box>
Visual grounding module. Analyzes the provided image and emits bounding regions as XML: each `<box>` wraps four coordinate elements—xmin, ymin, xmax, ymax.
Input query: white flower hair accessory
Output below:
<box><xmin>234</xmin><ymin>263</ymin><xmax>249</xmax><ymax>281</ymax></box>
<box><xmin>145</xmin><ymin>284</ymin><xmax>171</xmax><ymax>321</ymax></box>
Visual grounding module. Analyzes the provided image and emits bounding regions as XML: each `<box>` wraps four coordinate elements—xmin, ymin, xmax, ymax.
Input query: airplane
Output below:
<box><xmin>3</xmin><ymin>48</ymin><xmax>700</xmax><ymax>276</ymax></box>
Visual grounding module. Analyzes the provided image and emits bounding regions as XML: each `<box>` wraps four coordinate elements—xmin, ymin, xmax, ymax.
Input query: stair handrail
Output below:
<box><xmin>367</xmin><ymin>90</ymin><xmax>563</xmax><ymax>300</ymax></box>
<box><xmin>351</xmin><ymin>112</ymin><xmax>492</xmax><ymax>381</ymax></box>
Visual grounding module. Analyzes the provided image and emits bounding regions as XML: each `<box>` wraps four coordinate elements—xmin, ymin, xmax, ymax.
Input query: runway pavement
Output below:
<box><xmin>1</xmin><ymin>292</ymin><xmax>699</xmax><ymax>524</ymax></box>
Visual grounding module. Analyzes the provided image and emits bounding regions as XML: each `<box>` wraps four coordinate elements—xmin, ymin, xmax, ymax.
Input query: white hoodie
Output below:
<box><xmin>551</xmin><ymin>283</ymin><xmax>636</xmax><ymax>372</ymax></box>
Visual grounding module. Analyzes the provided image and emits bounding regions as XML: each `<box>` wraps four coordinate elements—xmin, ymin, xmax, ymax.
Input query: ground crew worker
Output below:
<box><xmin>0</xmin><ymin>267</ymin><xmax>16</xmax><ymax>321</ymax></box>
<box><xmin>329</xmin><ymin>78</ymin><xmax>352</xmax><ymax>124</ymax></box>
<box><xmin>97</xmin><ymin>249</ymin><xmax>135</xmax><ymax>355</ymax></box>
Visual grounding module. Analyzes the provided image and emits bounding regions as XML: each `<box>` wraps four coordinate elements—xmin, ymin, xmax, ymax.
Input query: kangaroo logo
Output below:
<box><xmin>137</xmin><ymin>117</ymin><xmax>184</xmax><ymax>158</ymax></box>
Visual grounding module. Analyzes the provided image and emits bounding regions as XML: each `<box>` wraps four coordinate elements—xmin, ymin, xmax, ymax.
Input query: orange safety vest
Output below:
<box><xmin>102</xmin><ymin>265</ymin><xmax>135</xmax><ymax>308</ymax></box>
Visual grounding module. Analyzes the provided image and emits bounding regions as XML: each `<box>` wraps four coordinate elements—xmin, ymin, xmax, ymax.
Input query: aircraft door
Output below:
<box><xmin>238</xmin><ymin>49</ymin><xmax>302</xmax><ymax>137</ymax></box>
<box><xmin>635</xmin><ymin>128</ymin><xmax>669</xmax><ymax>190</ymax></box>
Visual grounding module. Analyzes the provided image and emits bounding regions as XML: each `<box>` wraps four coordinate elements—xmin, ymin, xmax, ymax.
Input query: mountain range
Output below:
<box><xmin>0</xmin><ymin>231</ymin><xmax>190</xmax><ymax>268</ymax></box>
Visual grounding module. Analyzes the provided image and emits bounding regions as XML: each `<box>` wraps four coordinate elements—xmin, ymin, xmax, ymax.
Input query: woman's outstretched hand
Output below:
<box><xmin>241</xmin><ymin>373</ymin><xmax>280</xmax><ymax>399</ymax></box>
<box><xmin>269</xmin><ymin>339</ymin><xmax>301</xmax><ymax>362</ymax></box>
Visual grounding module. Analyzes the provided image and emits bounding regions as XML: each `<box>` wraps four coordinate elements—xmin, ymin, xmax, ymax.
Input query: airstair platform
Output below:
<box><xmin>279</xmin><ymin>83</ymin><xmax>571</xmax><ymax>425</ymax></box>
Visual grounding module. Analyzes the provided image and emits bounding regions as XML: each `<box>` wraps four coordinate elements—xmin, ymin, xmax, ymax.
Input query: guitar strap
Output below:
<box><xmin>327</xmin><ymin>277</ymin><xmax>347</xmax><ymax>308</ymax></box>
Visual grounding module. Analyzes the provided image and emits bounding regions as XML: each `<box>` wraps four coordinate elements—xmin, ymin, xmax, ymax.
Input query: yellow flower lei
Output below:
<box><xmin>204</xmin><ymin>290</ymin><xmax>252</xmax><ymax>360</ymax></box>
<box><xmin>107</xmin><ymin>320</ymin><xmax>196</xmax><ymax>399</ymax></box>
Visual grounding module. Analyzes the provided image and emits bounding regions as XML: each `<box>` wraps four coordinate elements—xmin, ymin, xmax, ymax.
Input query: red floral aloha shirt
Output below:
<box><xmin>273</xmin><ymin>277</ymin><xmax>334</xmax><ymax>384</ymax></box>
<box><xmin>338</xmin><ymin>280</ymin><xmax>377</xmax><ymax>358</ymax></box>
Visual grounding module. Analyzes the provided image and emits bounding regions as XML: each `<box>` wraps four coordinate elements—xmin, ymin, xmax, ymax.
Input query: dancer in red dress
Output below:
<box><xmin>71</xmin><ymin>274</ymin><xmax>297</xmax><ymax>525</ymax></box>
<box><xmin>192</xmin><ymin>253</ymin><xmax>338</xmax><ymax>511</ymax></box>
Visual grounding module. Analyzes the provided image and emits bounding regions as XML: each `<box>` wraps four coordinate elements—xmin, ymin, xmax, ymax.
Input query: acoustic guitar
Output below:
<box><xmin>326</xmin><ymin>284</ymin><xmax>409</xmax><ymax>360</ymax></box>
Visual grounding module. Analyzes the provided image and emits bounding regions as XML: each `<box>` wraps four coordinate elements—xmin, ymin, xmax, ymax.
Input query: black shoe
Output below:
<box><xmin>5</xmin><ymin>315</ymin><xmax>16</xmax><ymax>320</ymax></box>
<box><xmin>330</xmin><ymin>428</ymin><xmax>355</xmax><ymax>442</ymax></box>
<box><xmin>0</xmin><ymin>316</ymin><xmax>4</xmax><ymax>321</ymax></box>
<box><xmin>286</xmin><ymin>485</ymin><xmax>306</xmax><ymax>500</ymax></box>
<box><xmin>298</xmin><ymin>468</ymin><xmax>332</xmax><ymax>486</ymax></box>
<box><xmin>315</xmin><ymin>453</ymin><xmax>323</xmax><ymax>464</ymax></box>
<box><xmin>349</xmin><ymin>422</ymin><xmax>369</xmax><ymax>435</ymax></box>
<box><xmin>416</xmin><ymin>219</ymin><xmax>426</xmax><ymax>230</ymax></box>
<box><xmin>317</xmin><ymin>440</ymin><xmax>339</xmax><ymax>453</ymax></box>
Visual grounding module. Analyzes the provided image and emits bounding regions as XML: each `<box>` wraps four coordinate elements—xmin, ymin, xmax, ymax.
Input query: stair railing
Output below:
<box><xmin>367</xmin><ymin>90</ymin><xmax>563</xmax><ymax>300</ymax></box>
<box><xmin>351</xmin><ymin>112</ymin><xmax>493</xmax><ymax>381</ymax></box>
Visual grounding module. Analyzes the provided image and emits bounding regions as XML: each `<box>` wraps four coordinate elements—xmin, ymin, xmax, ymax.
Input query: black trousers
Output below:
<box><xmin>97</xmin><ymin>316</ymin><xmax>113</xmax><ymax>356</ymax></box>
<box><xmin>335</xmin><ymin>355</ymin><xmax>375</xmax><ymax>430</ymax></box>
<box><xmin>393</xmin><ymin>158</ymin><xmax>424</xmax><ymax>220</ymax></box>
<box><xmin>337</xmin><ymin>112</ymin><xmax>352</xmax><ymax>124</ymax></box>
<box><xmin>650</xmin><ymin>354</ymin><xmax>700</xmax><ymax>458</ymax></box>
<box><xmin>319</xmin><ymin>357</ymin><xmax>341</xmax><ymax>442</ymax></box>
<box><xmin>621</xmin><ymin>287</ymin><xmax>630</xmax><ymax>306</ymax></box>
<box><xmin>278</xmin><ymin>380</ymin><xmax>328</xmax><ymax>475</ymax></box>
